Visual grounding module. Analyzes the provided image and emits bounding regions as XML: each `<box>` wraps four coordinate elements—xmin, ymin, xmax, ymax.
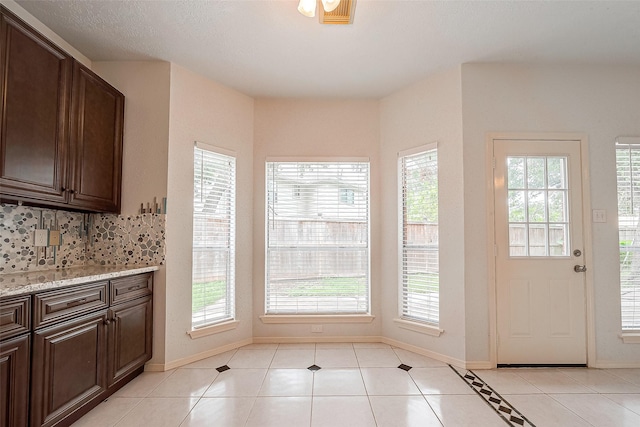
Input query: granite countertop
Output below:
<box><xmin>0</xmin><ymin>265</ymin><xmax>160</xmax><ymax>298</ymax></box>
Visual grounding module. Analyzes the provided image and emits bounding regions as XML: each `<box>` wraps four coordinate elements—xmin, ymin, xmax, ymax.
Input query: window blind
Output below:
<box><xmin>265</xmin><ymin>161</ymin><xmax>370</xmax><ymax>314</ymax></box>
<box><xmin>399</xmin><ymin>146</ymin><xmax>439</xmax><ymax>325</ymax></box>
<box><xmin>616</xmin><ymin>141</ymin><xmax>640</xmax><ymax>330</ymax></box>
<box><xmin>192</xmin><ymin>144</ymin><xmax>236</xmax><ymax>328</ymax></box>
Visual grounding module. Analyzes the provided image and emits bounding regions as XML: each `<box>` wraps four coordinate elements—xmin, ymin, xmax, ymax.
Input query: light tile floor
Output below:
<box><xmin>72</xmin><ymin>343</ymin><xmax>640</xmax><ymax>427</ymax></box>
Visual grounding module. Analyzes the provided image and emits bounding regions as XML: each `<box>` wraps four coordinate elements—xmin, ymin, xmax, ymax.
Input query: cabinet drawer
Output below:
<box><xmin>0</xmin><ymin>295</ymin><xmax>31</xmax><ymax>341</ymax></box>
<box><xmin>34</xmin><ymin>282</ymin><xmax>108</xmax><ymax>329</ymax></box>
<box><xmin>110</xmin><ymin>273</ymin><xmax>152</xmax><ymax>305</ymax></box>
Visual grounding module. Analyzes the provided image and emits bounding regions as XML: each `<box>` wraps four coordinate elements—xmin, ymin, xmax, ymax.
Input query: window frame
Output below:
<box><xmin>191</xmin><ymin>141</ymin><xmax>237</xmax><ymax>331</ymax></box>
<box><xmin>397</xmin><ymin>143</ymin><xmax>441</xmax><ymax>330</ymax></box>
<box><xmin>615</xmin><ymin>137</ymin><xmax>640</xmax><ymax>334</ymax></box>
<box><xmin>264</xmin><ymin>157</ymin><xmax>371</xmax><ymax>316</ymax></box>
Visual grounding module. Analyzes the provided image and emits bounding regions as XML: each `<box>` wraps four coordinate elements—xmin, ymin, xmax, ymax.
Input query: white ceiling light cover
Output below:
<box><xmin>322</xmin><ymin>0</ymin><xmax>341</xmax><ymax>13</ymax></box>
<box><xmin>298</xmin><ymin>0</ymin><xmax>316</xmax><ymax>17</ymax></box>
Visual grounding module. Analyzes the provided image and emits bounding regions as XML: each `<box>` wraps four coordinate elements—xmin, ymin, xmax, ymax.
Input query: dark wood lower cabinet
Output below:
<box><xmin>0</xmin><ymin>333</ymin><xmax>30</xmax><ymax>427</ymax></box>
<box><xmin>30</xmin><ymin>312</ymin><xmax>108</xmax><ymax>427</ymax></box>
<box><xmin>0</xmin><ymin>272</ymin><xmax>153</xmax><ymax>427</ymax></box>
<box><xmin>108</xmin><ymin>296</ymin><xmax>152</xmax><ymax>387</ymax></box>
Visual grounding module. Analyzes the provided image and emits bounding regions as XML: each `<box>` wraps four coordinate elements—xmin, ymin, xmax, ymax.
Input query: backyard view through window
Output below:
<box><xmin>192</xmin><ymin>143</ymin><xmax>235</xmax><ymax>328</ymax></box>
<box><xmin>266</xmin><ymin>160</ymin><xmax>370</xmax><ymax>314</ymax></box>
<box><xmin>616</xmin><ymin>141</ymin><xmax>640</xmax><ymax>330</ymax></box>
<box><xmin>399</xmin><ymin>145</ymin><xmax>439</xmax><ymax>325</ymax></box>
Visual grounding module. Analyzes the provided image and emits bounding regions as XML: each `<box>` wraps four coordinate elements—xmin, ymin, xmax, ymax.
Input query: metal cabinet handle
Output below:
<box><xmin>127</xmin><ymin>285</ymin><xmax>140</xmax><ymax>291</ymax></box>
<box><xmin>66</xmin><ymin>298</ymin><xmax>87</xmax><ymax>307</ymax></box>
<box><xmin>574</xmin><ymin>265</ymin><xmax>587</xmax><ymax>273</ymax></box>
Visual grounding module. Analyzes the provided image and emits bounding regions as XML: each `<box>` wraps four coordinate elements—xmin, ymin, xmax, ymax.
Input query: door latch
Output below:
<box><xmin>574</xmin><ymin>265</ymin><xmax>587</xmax><ymax>273</ymax></box>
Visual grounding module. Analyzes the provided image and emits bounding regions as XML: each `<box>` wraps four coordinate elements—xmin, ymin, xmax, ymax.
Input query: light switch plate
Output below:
<box><xmin>49</xmin><ymin>230</ymin><xmax>61</xmax><ymax>246</ymax></box>
<box><xmin>34</xmin><ymin>229</ymin><xmax>49</xmax><ymax>246</ymax></box>
<box><xmin>592</xmin><ymin>209</ymin><xmax>607</xmax><ymax>223</ymax></box>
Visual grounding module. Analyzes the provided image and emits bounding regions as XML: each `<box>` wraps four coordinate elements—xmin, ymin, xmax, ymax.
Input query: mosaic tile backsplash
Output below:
<box><xmin>0</xmin><ymin>204</ymin><xmax>165</xmax><ymax>273</ymax></box>
<box><xmin>91</xmin><ymin>213</ymin><xmax>165</xmax><ymax>266</ymax></box>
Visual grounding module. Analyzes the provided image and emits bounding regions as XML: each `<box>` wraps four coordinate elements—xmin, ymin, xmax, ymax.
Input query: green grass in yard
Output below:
<box><xmin>405</xmin><ymin>272</ymin><xmax>439</xmax><ymax>293</ymax></box>
<box><xmin>192</xmin><ymin>280</ymin><xmax>226</xmax><ymax>312</ymax></box>
<box><xmin>285</xmin><ymin>277</ymin><xmax>365</xmax><ymax>297</ymax></box>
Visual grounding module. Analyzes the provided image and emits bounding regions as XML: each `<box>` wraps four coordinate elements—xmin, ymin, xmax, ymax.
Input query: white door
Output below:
<box><xmin>494</xmin><ymin>138</ymin><xmax>587</xmax><ymax>365</ymax></box>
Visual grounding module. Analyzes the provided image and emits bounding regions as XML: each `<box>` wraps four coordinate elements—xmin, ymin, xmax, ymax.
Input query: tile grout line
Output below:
<box><xmin>449</xmin><ymin>365</ymin><xmax>536</xmax><ymax>427</ymax></box>
<box><xmin>230</xmin><ymin>347</ymin><xmax>276</xmax><ymax>427</ymax></box>
<box><xmin>310</xmin><ymin>345</ymin><xmax>317</xmax><ymax>427</ymax></box>
<box><xmin>354</xmin><ymin>346</ymin><xmax>382</xmax><ymax>426</ymax></box>
<box><xmin>392</xmin><ymin>347</ymin><xmax>446</xmax><ymax>427</ymax></box>
<box><xmin>179</xmin><ymin>355</ymin><xmax>235</xmax><ymax>427</ymax></box>
<box><xmin>111</xmin><ymin>367</ymin><xmax>182</xmax><ymax>426</ymax></box>
<box><xmin>239</xmin><ymin>347</ymin><xmax>277</xmax><ymax>427</ymax></box>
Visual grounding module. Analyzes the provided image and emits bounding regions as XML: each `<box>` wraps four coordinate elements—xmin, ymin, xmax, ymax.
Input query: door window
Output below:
<box><xmin>507</xmin><ymin>156</ymin><xmax>570</xmax><ymax>257</ymax></box>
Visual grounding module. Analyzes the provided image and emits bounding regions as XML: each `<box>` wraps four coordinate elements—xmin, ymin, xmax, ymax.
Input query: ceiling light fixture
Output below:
<box><xmin>297</xmin><ymin>0</ymin><xmax>317</xmax><ymax>17</ymax></box>
<box><xmin>321</xmin><ymin>0</ymin><xmax>341</xmax><ymax>13</ymax></box>
<box><xmin>298</xmin><ymin>0</ymin><xmax>356</xmax><ymax>24</ymax></box>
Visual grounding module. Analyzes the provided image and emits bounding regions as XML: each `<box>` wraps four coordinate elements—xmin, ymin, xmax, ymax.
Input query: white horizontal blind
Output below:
<box><xmin>266</xmin><ymin>161</ymin><xmax>370</xmax><ymax>314</ymax></box>
<box><xmin>616</xmin><ymin>142</ymin><xmax>640</xmax><ymax>330</ymax></box>
<box><xmin>192</xmin><ymin>144</ymin><xmax>236</xmax><ymax>328</ymax></box>
<box><xmin>399</xmin><ymin>147</ymin><xmax>439</xmax><ymax>325</ymax></box>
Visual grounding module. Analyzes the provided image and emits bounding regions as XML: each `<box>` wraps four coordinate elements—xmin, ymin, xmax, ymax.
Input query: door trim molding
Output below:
<box><xmin>485</xmin><ymin>132</ymin><xmax>595</xmax><ymax>368</ymax></box>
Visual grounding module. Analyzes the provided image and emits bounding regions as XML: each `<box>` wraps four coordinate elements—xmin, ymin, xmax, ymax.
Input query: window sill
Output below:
<box><xmin>621</xmin><ymin>332</ymin><xmax>640</xmax><ymax>344</ymax></box>
<box><xmin>394</xmin><ymin>318</ymin><xmax>443</xmax><ymax>337</ymax></box>
<box><xmin>188</xmin><ymin>320</ymin><xmax>239</xmax><ymax>339</ymax></box>
<box><xmin>259</xmin><ymin>314</ymin><xmax>375</xmax><ymax>324</ymax></box>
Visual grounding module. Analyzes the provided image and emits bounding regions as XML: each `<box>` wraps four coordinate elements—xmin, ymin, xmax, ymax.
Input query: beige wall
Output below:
<box><xmin>6</xmin><ymin>3</ymin><xmax>640</xmax><ymax>367</ymax></box>
<box><xmin>252</xmin><ymin>99</ymin><xmax>381</xmax><ymax>339</ymax></box>
<box><xmin>91</xmin><ymin>61</ymin><xmax>171</xmax><ymax>365</ymax></box>
<box><xmin>460</xmin><ymin>63</ymin><xmax>640</xmax><ymax>366</ymax></box>
<box><xmin>165</xmin><ymin>63</ymin><xmax>254</xmax><ymax>364</ymax></box>
<box><xmin>379</xmin><ymin>68</ymin><xmax>466</xmax><ymax>362</ymax></box>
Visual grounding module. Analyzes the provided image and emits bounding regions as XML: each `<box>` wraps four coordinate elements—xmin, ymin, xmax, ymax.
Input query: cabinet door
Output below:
<box><xmin>68</xmin><ymin>62</ymin><xmax>123</xmax><ymax>213</ymax></box>
<box><xmin>0</xmin><ymin>333</ymin><xmax>30</xmax><ymax>427</ymax></box>
<box><xmin>31</xmin><ymin>311</ymin><xmax>108</xmax><ymax>427</ymax></box>
<box><xmin>108</xmin><ymin>296</ymin><xmax>152</xmax><ymax>387</ymax></box>
<box><xmin>0</xmin><ymin>7</ymin><xmax>71</xmax><ymax>205</ymax></box>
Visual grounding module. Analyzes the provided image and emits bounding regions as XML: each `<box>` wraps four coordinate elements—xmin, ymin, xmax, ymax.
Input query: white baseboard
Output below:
<box><xmin>148</xmin><ymin>335</ymin><xmax>618</xmax><ymax>372</ymax></box>
<box><xmin>145</xmin><ymin>337</ymin><xmax>253</xmax><ymax>371</ymax></box>
<box><xmin>381</xmin><ymin>337</ymin><xmax>492</xmax><ymax>370</ymax></box>
<box><xmin>590</xmin><ymin>360</ymin><xmax>640</xmax><ymax>369</ymax></box>
<box><xmin>252</xmin><ymin>335</ymin><xmax>384</xmax><ymax>344</ymax></box>
<box><xmin>253</xmin><ymin>336</ymin><xmax>493</xmax><ymax>369</ymax></box>
<box><xmin>465</xmin><ymin>361</ymin><xmax>494</xmax><ymax>370</ymax></box>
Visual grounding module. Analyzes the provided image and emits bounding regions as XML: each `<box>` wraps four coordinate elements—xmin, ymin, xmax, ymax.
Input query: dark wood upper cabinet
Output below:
<box><xmin>0</xmin><ymin>7</ymin><xmax>71</xmax><ymax>205</ymax></box>
<box><xmin>68</xmin><ymin>63</ymin><xmax>123</xmax><ymax>213</ymax></box>
<box><xmin>0</xmin><ymin>7</ymin><xmax>124</xmax><ymax>213</ymax></box>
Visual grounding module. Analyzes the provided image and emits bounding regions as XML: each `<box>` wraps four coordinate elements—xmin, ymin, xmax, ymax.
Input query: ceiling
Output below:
<box><xmin>13</xmin><ymin>0</ymin><xmax>640</xmax><ymax>99</ymax></box>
